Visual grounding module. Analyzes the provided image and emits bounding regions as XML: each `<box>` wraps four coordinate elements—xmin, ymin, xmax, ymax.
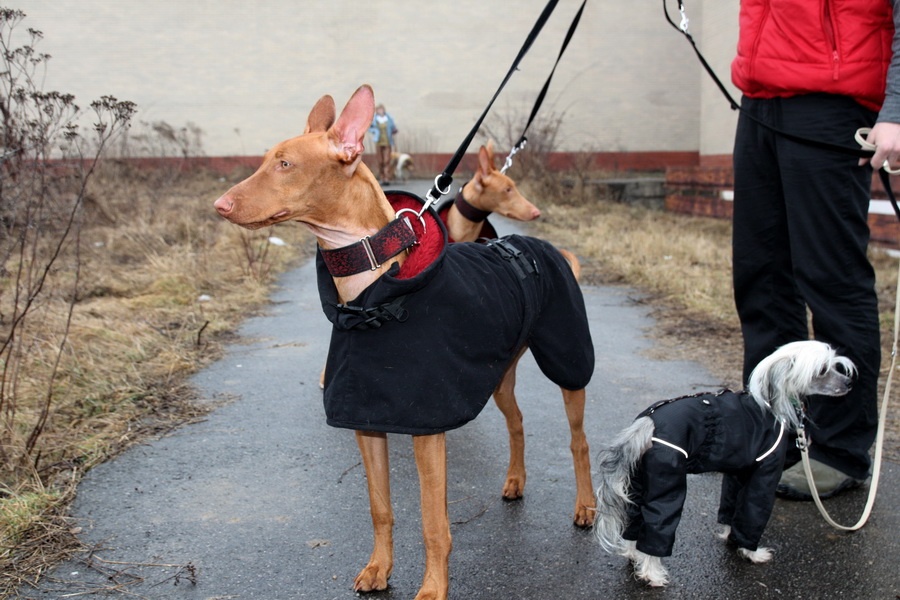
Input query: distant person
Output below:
<box><xmin>369</xmin><ymin>104</ymin><xmax>398</xmax><ymax>185</ymax></box>
<box><xmin>730</xmin><ymin>0</ymin><xmax>900</xmax><ymax>500</ymax></box>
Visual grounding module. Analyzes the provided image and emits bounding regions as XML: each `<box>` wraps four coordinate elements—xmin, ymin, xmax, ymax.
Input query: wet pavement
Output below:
<box><xmin>18</xmin><ymin>181</ymin><xmax>900</xmax><ymax>599</ymax></box>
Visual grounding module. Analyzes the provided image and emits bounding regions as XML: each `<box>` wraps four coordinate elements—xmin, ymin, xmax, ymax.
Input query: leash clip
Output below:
<box><xmin>423</xmin><ymin>174</ymin><xmax>453</xmax><ymax>212</ymax></box>
<box><xmin>795</xmin><ymin>424</ymin><xmax>809</xmax><ymax>451</ymax></box>
<box><xmin>501</xmin><ymin>138</ymin><xmax>527</xmax><ymax>175</ymax></box>
<box><xmin>679</xmin><ymin>3</ymin><xmax>690</xmax><ymax>33</ymax></box>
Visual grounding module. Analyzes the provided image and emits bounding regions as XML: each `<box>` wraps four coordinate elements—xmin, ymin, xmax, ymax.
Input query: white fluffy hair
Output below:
<box><xmin>747</xmin><ymin>340</ymin><xmax>856</xmax><ymax>429</ymax></box>
<box><xmin>718</xmin><ymin>526</ymin><xmax>774</xmax><ymax>563</ymax></box>
<box><xmin>620</xmin><ymin>540</ymin><xmax>669</xmax><ymax>587</ymax></box>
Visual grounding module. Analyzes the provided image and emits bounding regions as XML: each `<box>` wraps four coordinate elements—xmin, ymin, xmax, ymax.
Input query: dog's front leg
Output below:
<box><xmin>354</xmin><ymin>430</ymin><xmax>394</xmax><ymax>592</ymax></box>
<box><xmin>413</xmin><ymin>433</ymin><xmax>451</xmax><ymax>600</ymax></box>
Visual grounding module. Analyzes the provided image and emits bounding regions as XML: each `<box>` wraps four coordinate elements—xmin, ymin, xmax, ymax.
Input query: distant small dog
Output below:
<box><xmin>391</xmin><ymin>151</ymin><xmax>414</xmax><ymax>181</ymax></box>
<box><xmin>593</xmin><ymin>340</ymin><xmax>855</xmax><ymax>587</ymax></box>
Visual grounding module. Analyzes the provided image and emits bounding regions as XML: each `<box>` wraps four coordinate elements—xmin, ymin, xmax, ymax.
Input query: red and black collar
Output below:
<box><xmin>453</xmin><ymin>186</ymin><xmax>492</xmax><ymax>223</ymax></box>
<box><xmin>319</xmin><ymin>217</ymin><xmax>418</xmax><ymax>277</ymax></box>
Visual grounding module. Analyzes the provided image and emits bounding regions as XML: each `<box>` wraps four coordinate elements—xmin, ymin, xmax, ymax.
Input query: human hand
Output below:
<box><xmin>859</xmin><ymin>121</ymin><xmax>900</xmax><ymax>171</ymax></box>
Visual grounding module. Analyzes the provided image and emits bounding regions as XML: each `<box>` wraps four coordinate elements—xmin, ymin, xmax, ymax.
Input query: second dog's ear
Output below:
<box><xmin>329</xmin><ymin>85</ymin><xmax>375</xmax><ymax>167</ymax></box>
<box><xmin>305</xmin><ymin>95</ymin><xmax>336</xmax><ymax>134</ymax></box>
<box><xmin>478</xmin><ymin>145</ymin><xmax>494</xmax><ymax>176</ymax></box>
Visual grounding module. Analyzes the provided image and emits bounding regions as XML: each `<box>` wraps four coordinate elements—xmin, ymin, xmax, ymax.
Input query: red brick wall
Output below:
<box><xmin>665</xmin><ymin>166</ymin><xmax>734</xmax><ymax>219</ymax></box>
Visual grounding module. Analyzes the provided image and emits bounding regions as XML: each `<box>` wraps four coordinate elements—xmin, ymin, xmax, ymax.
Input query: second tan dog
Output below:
<box><xmin>214</xmin><ymin>84</ymin><xmax>595</xmax><ymax>599</ymax></box>
<box><xmin>437</xmin><ymin>143</ymin><xmax>586</xmax><ymax>505</ymax></box>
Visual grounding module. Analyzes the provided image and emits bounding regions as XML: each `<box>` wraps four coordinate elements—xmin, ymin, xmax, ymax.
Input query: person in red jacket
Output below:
<box><xmin>730</xmin><ymin>0</ymin><xmax>900</xmax><ymax>500</ymax></box>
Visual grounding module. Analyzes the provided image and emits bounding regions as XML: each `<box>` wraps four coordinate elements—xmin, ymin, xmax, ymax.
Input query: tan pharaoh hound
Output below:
<box><xmin>214</xmin><ymin>85</ymin><xmax>594</xmax><ymax>600</ymax></box>
<box><xmin>439</xmin><ymin>143</ymin><xmax>585</xmax><ymax>503</ymax></box>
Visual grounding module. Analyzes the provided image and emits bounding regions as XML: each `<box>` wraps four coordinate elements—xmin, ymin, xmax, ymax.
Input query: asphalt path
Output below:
<box><xmin>20</xmin><ymin>180</ymin><xmax>900</xmax><ymax>599</ymax></box>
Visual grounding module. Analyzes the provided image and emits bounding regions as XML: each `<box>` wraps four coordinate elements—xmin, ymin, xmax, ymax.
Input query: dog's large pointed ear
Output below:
<box><xmin>305</xmin><ymin>95</ymin><xmax>336</xmax><ymax>134</ymax></box>
<box><xmin>328</xmin><ymin>84</ymin><xmax>375</xmax><ymax>166</ymax></box>
<box><xmin>485</xmin><ymin>139</ymin><xmax>497</xmax><ymax>167</ymax></box>
<box><xmin>477</xmin><ymin>144</ymin><xmax>494</xmax><ymax>176</ymax></box>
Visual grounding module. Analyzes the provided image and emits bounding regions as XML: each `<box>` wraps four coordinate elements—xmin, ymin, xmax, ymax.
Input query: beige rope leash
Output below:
<box><xmin>797</xmin><ymin>257</ymin><xmax>899</xmax><ymax>530</ymax></box>
<box><xmin>855</xmin><ymin>127</ymin><xmax>900</xmax><ymax>174</ymax></box>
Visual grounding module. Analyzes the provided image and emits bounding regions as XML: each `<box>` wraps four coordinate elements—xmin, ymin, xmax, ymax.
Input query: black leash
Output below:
<box><xmin>502</xmin><ymin>0</ymin><xmax>588</xmax><ymax>174</ymax></box>
<box><xmin>663</xmin><ymin>0</ymin><xmax>900</xmax><ymax>220</ymax></box>
<box><xmin>418</xmin><ymin>0</ymin><xmax>561</xmax><ymax>216</ymax></box>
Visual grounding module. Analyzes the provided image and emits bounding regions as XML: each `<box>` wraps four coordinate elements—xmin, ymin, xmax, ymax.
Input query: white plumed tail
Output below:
<box><xmin>594</xmin><ymin>417</ymin><xmax>655</xmax><ymax>554</ymax></box>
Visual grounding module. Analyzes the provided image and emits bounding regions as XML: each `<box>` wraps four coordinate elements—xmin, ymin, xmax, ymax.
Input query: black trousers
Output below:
<box><xmin>732</xmin><ymin>94</ymin><xmax>880</xmax><ymax>480</ymax></box>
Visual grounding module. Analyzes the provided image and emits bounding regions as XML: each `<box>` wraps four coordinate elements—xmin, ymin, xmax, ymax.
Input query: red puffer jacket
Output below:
<box><xmin>731</xmin><ymin>0</ymin><xmax>894</xmax><ymax>111</ymax></box>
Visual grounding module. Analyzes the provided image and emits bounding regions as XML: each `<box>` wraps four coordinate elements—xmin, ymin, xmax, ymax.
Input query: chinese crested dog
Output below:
<box><xmin>593</xmin><ymin>340</ymin><xmax>855</xmax><ymax>587</ymax></box>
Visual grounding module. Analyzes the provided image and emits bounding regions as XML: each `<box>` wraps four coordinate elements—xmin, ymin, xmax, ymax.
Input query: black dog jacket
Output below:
<box><xmin>315</xmin><ymin>192</ymin><xmax>594</xmax><ymax>435</ymax></box>
<box><xmin>624</xmin><ymin>390</ymin><xmax>788</xmax><ymax>556</ymax></box>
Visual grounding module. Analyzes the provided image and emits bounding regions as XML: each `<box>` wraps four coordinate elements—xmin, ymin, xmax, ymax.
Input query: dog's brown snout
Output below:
<box><xmin>214</xmin><ymin>195</ymin><xmax>234</xmax><ymax>215</ymax></box>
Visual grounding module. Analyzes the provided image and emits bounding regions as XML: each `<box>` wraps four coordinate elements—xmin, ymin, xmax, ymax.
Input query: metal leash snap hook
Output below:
<box><xmin>406</xmin><ymin>174</ymin><xmax>453</xmax><ymax>236</ymax></box>
<box><xmin>795</xmin><ymin>427</ymin><xmax>809</xmax><ymax>451</ymax></box>
<box><xmin>679</xmin><ymin>4</ymin><xmax>690</xmax><ymax>33</ymax></box>
<box><xmin>394</xmin><ymin>208</ymin><xmax>425</xmax><ymax>239</ymax></box>
<box><xmin>501</xmin><ymin>139</ymin><xmax>527</xmax><ymax>175</ymax></box>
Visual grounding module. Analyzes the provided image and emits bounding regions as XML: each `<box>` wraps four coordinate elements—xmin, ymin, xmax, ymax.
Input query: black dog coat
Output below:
<box><xmin>623</xmin><ymin>390</ymin><xmax>788</xmax><ymax>556</ymax></box>
<box><xmin>316</xmin><ymin>192</ymin><xmax>594</xmax><ymax>435</ymax></box>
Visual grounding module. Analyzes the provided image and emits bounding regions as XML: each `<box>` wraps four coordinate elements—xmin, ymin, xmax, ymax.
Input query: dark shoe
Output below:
<box><xmin>776</xmin><ymin>459</ymin><xmax>865</xmax><ymax>501</ymax></box>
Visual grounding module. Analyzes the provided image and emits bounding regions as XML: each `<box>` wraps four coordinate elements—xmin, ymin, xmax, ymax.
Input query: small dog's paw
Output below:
<box><xmin>738</xmin><ymin>546</ymin><xmax>774</xmax><ymax>563</ymax></box>
<box><xmin>633</xmin><ymin>550</ymin><xmax>669</xmax><ymax>587</ymax></box>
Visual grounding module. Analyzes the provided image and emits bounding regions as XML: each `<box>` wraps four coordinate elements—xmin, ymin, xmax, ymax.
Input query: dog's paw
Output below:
<box><xmin>738</xmin><ymin>546</ymin><xmax>774</xmax><ymax>564</ymax></box>
<box><xmin>633</xmin><ymin>552</ymin><xmax>669</xmax><ymax>587</ymax></box>
<box><xmin>573</xmin><ymin>501</ymin><xmax>595</xmax><ymax>528</ymax></box>
<box><xmin>354</xmin><ymin>561</ymin><xmax>392</xmax><ymax>592</ymax></box>
<box><xmin>413</xmin><ymin>584</ymin><xmax>448</xmax><ymax>600</ymax></box>
<box><xmin>502</xmin><ymin>475</ymin><xmax>525</xmax><ymax>500</ymax></box>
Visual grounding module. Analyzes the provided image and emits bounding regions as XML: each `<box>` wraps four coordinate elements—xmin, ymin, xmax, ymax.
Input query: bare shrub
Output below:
<box><xmin>0</xmin><ymin>8</ymin><xmax>135</xmax><ymax>478</ymax></box>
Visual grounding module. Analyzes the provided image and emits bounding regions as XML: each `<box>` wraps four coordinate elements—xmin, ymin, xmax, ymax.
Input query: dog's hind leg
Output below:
<box><xmin>413</xmin><ymin>433</ymin><xmax>451</xmax><ymax>600</ymax></box>
<box><xmin>354</xmin><ymin>431</ymin><xmax>394</xmax><ymax>593</ymax></box>
<box><xmin>492</xmin><ymin>348</ymin><xmax>528</xmax><ymax>500</ymax></box>
<box><xmin>563</xmin><ymin>386</ymin><xmax>595</xmax><ymax>527</ymax></box>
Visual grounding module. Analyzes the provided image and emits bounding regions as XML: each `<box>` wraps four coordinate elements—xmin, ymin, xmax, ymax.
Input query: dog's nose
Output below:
<box><xmin>214</xmin><ymin>195</ymin><xmax>234</xmax><ymax>215</ymax></box>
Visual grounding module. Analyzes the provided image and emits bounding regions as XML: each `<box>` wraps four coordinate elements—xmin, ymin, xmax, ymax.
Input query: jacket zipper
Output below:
<box><xmin>823</xmin><ymin>0</ymin><xmax>839</xmax><ymax>80</ymax></box>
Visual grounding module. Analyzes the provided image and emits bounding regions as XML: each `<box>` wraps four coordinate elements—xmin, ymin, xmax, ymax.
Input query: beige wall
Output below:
<box><xmin>17</xmin><ymin>0</ymin><xmax>734</xmax><ymax>160</ymax></box>
<box><xmin>696</xmin><ymin>1</ymin><xmax>740</xmax><ymax>158</ymax></box>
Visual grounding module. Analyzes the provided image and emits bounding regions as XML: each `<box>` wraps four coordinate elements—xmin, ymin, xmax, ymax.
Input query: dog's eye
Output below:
<box><xmin>280</xmin><ymin>160</ymin><xmax>292</xmax><ymax>169</ymax></box>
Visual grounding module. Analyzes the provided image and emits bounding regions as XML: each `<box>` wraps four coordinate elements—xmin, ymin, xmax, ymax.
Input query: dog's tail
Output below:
<box><xmin>557</xmin><ymin>248</ymin><xmax>582</xmax><ymax>282</ymax></box>
<box><xmin>594</xmin><ymin>416</ymin><xmax>654</xmax><ymax>554</ymax></box>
